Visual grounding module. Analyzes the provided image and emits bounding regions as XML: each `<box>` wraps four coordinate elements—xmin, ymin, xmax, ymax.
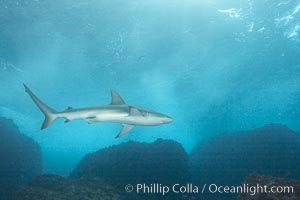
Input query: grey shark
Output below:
<box><xmin>23</xmin><ymin>84</ymin><xmax>172</xmax><ymax>138</ymax></box>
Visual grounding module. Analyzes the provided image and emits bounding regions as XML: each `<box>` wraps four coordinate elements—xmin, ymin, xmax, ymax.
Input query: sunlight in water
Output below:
<box><xmin>0</xmin><ymin>0</ymin><xmax>299</xmax><ymax>177</ymax></box>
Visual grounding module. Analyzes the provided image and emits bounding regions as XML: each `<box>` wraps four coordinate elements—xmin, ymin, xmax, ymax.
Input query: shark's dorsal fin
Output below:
<box><xmin>115</xmin><ymin>124</ymin><xmax>134</xmax><ymax>138</ymax></box>
<box><xmin>110</xmin><ymin>90</ymin><xmax>125</xmax><ymax>105</ymax></box>
<box><xmin>129</xmin><ymin>107</ymin><xmax>143</xmax><ymax>116</ymax></box>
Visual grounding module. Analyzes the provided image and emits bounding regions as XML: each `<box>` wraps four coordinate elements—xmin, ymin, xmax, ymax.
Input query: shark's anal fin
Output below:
<box><xmin>110</xmin><ymin>90</ymin><xmax>126</xmax><ymax>105</ymax></box>
<box><xmin>115</xmin><ymin>124</ymin><xmax>134</xmax><ymax>138</ymax></box>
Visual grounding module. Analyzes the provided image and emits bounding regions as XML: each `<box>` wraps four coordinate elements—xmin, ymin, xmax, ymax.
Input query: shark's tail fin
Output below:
<box><xmin>23</xmin><ymin>84</ymin><xmax>58</xmax><ymax>129</ymax></box>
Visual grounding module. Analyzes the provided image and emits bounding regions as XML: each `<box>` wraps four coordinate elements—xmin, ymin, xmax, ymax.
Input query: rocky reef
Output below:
<box><xmin>70</xmin><ymin>139</ymin><xmax>189</xmax><ymax>199</ymax></box>
<box><xmin>14</xmin><ymin>174</ymin><xmax>121</xmax><ymax>200</ymax></box>
<box><xmin>0</xmin><ymin>117</ymin><xmax>42</xmax><ymax>200</ymax></box>
<box><xmin>189</xmin><ymin>124</ymin><xmax>300</xmax><ymax>199</ymax></box>
<box><xmin>7</xmin><ymin>123</ymin><xmax>300</xmax><ymax>200</ymax></box>
<box><xmin>238</xmin><ymin>173</ymin><xmax>300</xmax><ymax>200</ymax></box>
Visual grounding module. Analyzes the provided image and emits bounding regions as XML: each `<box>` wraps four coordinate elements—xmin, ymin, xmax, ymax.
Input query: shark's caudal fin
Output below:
<box><xmin>23</xmin><ymin>84</ymin><xmax>58</xmax><ymax>129</ymax></box>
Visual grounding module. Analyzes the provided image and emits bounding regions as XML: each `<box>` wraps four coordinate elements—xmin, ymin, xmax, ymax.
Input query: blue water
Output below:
<box><xmin>0</xmin><ymin>0</ymin><xmax>300</xmax><ymax>176</ymax></box>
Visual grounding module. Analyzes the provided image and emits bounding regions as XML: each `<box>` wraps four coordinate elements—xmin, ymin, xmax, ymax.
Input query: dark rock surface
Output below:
<box><xmin>14</xmin><ymin>174</ymin><xmax>121</xmax><ymax>200</ymax></box>
<box><xmin>70</xmin><ymin>139</ymin><xmax>189</xmax><ymax>199</ymax></box>
<box><xmin>189</xmin><ymin>124</ymin><xmax>300</xmax><ymax>199</ymax></box>
<box><xmin>238</xmin><ymin>173</ymin><xmax>300</xmax><ymax>200</ymax></box>
<box><xmin>0</xmin><ymin>117</ymin><xmax>42</xmax><ymax>200</ymax></box>
<box><xmin>9</xmin><ymin>124</ymin><xmax>299</xmax><ymax>200</ymax></box>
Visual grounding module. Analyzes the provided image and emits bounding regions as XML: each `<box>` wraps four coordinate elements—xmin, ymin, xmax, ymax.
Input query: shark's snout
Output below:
<box><xmin>163</xmin><ymin>116</ymin><xmax>173</xmax><ymax>124</ymax></box>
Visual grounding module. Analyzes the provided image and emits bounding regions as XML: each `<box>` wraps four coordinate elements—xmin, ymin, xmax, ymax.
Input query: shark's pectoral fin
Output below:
<box><xmin>64</xmin><ymin>119</ymin><xmax>71</xmax><ymax>123</ymax></box>
<box><xmin>110</xmin><ymin>90</ymin><xmax>126</xmax><ymax>105</ymax></box>
<box><xmin>115</xmin><ymin>124</ymin><xmax>134</xmax><ymax>138</ymax></box>
<box><xmin>129</xmin><ymin>107</ymin><xmax>143</xmax><ymax>116</ymax></box>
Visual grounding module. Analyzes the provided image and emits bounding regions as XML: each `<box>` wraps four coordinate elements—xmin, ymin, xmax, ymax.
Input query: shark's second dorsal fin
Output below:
<box><xmin>64</xmin><ymin>106</ymin><xmax>73</xmax><ymax>111</ymax></box>
<box><xmin>110</xmin><ymin>90</ymin><xmax>125</xmax><ymax>105</ymax></box>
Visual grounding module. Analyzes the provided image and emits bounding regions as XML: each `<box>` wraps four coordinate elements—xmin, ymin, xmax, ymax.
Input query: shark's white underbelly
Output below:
<box><xmin>24</xmin><ymin>84</ymin><xmax>172</xmax><ymax>138</ymax></box>
<box><xmin>58</xmin><ymin>106</ymin><xmax>161</xmax><ymax>126</ymax></box>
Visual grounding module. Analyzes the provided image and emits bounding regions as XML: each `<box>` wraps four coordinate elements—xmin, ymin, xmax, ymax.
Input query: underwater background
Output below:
<box><xmin>0</xmin><ymin>0</ymin><xmax>300</xmax><ymax>199</ymax></box>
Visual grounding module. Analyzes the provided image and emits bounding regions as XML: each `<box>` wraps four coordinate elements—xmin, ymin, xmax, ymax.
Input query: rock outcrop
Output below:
<box><xmin>189</xmin><ymin>124</ymin><xmax>300</xmax><ymax>199</ymax></box>
<box><xmin>70</xmin><ymin>139</ymin><xmax>189</xmax><ymax>199</ymax></box>
<box><xmin>0</xmin><ymin>117</ymin><xmax>42</xmax><ymax>200</ymax></box>
<box><xmin>238</xmin><ymin>173</ymin><xmax>300</xmax><ymax>200</ymax></box>
<box><xmin>14</xmin><ymin>174</ymin><xmax>121</xmax><ymax>200</ymax></box>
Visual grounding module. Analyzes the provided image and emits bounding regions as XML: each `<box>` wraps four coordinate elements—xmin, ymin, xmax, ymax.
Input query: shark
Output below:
<box><xmin>23</xmin><ymin>84</ymin><xmax>172</xmax><ymax>138</ymax></box>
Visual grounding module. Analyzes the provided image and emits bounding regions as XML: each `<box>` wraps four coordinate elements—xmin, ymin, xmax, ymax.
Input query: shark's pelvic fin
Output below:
<box><xmin>23</xmin><ymin>84</ymin><xmax>58</xmax><ymax>129</ymax></box>
<box><xmin>110</xmin><ymin>90</ymin><xmax>125</xmax><ymax>105</ymax></box>
<box><xmin>85</xmin><ymin>116</ymin><xmax>96</xmax><ymax>124</ymax></box>
<box><xmin>115</xmin><ymin>124</ymin><xmax>134</xmax><ymax>138</ymax></box>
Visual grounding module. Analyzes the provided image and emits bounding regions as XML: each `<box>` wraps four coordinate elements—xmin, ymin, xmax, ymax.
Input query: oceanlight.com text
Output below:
<box><xmin>124</xmin><ymin>183</ymin><xmax>294</xmax><ymax>196</ymax></box>
<box><xmin>208</xmin><ymin>183</ymin><xmax>294</xmax><ymax>196</ymax></box>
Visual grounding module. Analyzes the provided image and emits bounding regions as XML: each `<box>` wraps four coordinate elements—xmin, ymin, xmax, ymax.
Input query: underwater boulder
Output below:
<box><xmin>189</xmin><ymin>124</ymin><xmax>300</xmax><ymax>187</ymax></box>
<box><xmin>14</xmin><ymin>174</ymin><xmax>121</xmax><ymax>200</ymax></box>
<box><xmin>0</xmin><ymin>117</ymin><xmax>42</xmax><ymax>200</ymax></box>
<box><xmin>238</xmin><ymin>173</ymin><xmax>300</xmax><ymax>199</ymax></box>
<box><xmin>70</xmin><ymin>139</ymin><xmax>188</xmax><ymax>198</ymax></box>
